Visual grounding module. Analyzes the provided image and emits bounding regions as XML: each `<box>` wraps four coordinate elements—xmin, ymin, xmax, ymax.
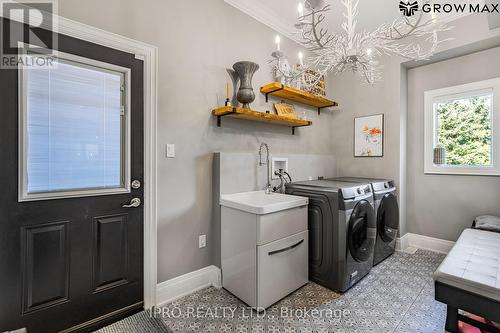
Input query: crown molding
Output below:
<box><xmin>224</xmin><ymin>0</ymin><xmax>297</xmax><ymax>40</ymax></box>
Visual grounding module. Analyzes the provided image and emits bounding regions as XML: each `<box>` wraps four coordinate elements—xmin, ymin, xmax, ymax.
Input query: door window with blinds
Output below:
<box><xmin>19</xmin><ymin>51</ymin><xmax>131</xmax><ymax>201</ymax></box>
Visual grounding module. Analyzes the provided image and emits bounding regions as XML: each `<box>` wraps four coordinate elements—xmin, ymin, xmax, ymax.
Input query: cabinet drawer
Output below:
<box><xmin>257</xmin><ymin>206</ymin><xmax>307</xmax><ymax>245</ymax></box>
<box><xmin>257</xmin><ymin>231</ymin><xmax>308</xmax><ymax>309</ymax></box>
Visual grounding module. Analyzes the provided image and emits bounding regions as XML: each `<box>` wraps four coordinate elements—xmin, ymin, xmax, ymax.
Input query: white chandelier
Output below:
<box><xmin>272</xmin><ymin>0</ymin><xmax>451</xmax><ymax>85</ymax></box>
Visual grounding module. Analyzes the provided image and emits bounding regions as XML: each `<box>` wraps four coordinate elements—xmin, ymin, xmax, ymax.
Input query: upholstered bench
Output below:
<box><xmin>433</xmin><ymin>228</ymin><xmax>500</xmax><ymax>333</ymax></box>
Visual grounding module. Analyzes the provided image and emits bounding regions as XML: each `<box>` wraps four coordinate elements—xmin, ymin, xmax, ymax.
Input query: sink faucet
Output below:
<box><xmin>258</xmin><ymin>143</ymin><xmax>272</xmax><ymax>194</ymax></box>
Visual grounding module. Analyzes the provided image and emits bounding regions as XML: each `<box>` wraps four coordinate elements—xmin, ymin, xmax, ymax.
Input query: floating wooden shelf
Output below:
<box><xmin>212</xmin><ymin>106</ymin><xmax>311</xmax><ymax>135</ymax></box>
<box><xmin>260</xmin><ymin>82</ymin><xmax>338</xmax><ymax>115</ymax></box>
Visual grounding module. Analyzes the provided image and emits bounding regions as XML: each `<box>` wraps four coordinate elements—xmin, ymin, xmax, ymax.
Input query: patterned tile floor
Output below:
<box><xmin>156</xmin><ymin>250</ymin><xmax>447</xmax><ymax>333</ymax></box>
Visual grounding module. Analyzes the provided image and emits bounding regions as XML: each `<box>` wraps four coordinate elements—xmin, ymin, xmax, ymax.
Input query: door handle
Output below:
<box><xmin>123</xmin><ymin>197</ymin><xmax>141</xmax><ymax>208</ymax></box>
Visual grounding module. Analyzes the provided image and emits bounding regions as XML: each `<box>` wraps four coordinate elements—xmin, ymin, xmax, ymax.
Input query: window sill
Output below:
<box><xmin>424</xmin><ymin>167</ymin><xmax>500</xmax><ymax>176</ymax></box>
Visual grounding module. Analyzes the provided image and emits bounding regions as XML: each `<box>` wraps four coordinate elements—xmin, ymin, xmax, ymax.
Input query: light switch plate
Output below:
<box><xmin>166</xmin><ymin>144</ymin><xmax>175</xmax><ymax>158</ymax></box>
<box><xmin>199</xmin><ymin>234</ymin><xmax>206</xmax><ymax>248</ymax></box>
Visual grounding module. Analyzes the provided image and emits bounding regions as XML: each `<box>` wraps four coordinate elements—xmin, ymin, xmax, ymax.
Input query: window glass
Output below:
<box><xmin>24</xmin><ymin>55</ymin><xmax>124</xmax><ymax>194</ymax></box>
<box><xmin>433</xmin><ymin>93</ymin><xmax>492</xmax><ymax>167</ymax></box>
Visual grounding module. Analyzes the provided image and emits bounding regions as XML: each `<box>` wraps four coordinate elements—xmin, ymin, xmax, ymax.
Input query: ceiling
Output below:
<box><xmin>224</xmin><ymin>0</ymin><xmax>483</xmax><ymax>41</ymax></box>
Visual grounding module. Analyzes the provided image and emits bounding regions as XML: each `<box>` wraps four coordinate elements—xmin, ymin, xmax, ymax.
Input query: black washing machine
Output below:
<box><xmin>285</xmin><ymin>180</ymin><xmax>376</xmax><ymax>292</ymax></box>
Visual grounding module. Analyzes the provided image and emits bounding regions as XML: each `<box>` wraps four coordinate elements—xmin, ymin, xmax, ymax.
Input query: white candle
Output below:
<box><xmin>275</xmin><ymin>35</ymin><xmax>281</xmax><ymax>51</ymax></box>
<box><xmin>298</xmin><ymin>51</ymin><xmax>304</xmax><ymax>66</ymax></box>
<box><xmin>297</xmin><ymin>3</ymin><xmax>304</xmax><ymax>17</ymax></box>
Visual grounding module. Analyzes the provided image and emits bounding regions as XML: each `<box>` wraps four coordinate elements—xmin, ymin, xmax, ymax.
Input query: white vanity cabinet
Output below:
<box><xmin>220</xmin><ymin>191</ymin><xmax>309</xmax><ymax>309</ymax></box>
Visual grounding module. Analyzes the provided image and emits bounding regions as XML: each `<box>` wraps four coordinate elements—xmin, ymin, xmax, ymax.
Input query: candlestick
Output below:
<box><xmin>225</xmin><ymin>82</ymin><xmax>232</xmax><ymax>106</ymax></box>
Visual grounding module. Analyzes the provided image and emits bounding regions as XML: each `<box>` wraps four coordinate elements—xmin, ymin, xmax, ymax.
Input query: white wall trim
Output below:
<box><xmin>223</xmin><ymin>0</ymin><xmax>296</xmax><ymax>41</ymax></box>
<box><xmin>223</xmin><ymin>0</ymin><xmax>473</xmax><ymax>46</ymax></box>
<box><xmin>156</xmin><ymin>266</ymin><xmax>222</xmax><ymax>306</ymax></box>
<box><xmin>56</xmin><ymin>16</ymin><xmax>159</xmax><ymax>310</ymax></box>
<box><xmin>397</xmin><ymin>233</ymin><xmax>455</xmax><ymax>254</ymax></box>
<box><xmin>3</xmin><ymin>12</ymin><xmax>159</xmax><ymax>309</ymax></box>
<box><xmin>396</xmin><ymin>233</ymin><xmax>410</xmax><ymax>252</ymax></box>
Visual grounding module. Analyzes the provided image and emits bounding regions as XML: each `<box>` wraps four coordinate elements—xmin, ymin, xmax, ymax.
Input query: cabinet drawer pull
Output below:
<box><xmin>268</xmin><ymin>239</ymin><xmax>304</xmax><ymax>256</ymax></box>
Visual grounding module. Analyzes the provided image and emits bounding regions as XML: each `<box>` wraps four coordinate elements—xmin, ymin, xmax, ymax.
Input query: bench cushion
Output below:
<box><xmin>474</xmin><ymin>215</ymin><xmax>500</xmax><ymax>233</ymax></box>
<box><xmin>433</xmin><ymin>228</ymin><xmax>500</xmax><ymax>302</ymax></box>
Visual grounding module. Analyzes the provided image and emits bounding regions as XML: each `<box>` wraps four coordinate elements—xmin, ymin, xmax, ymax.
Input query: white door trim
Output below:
<box><xmin>5</xmin><ymin>12</ymin><xmax>159</xmax><ymax>308</ymax></box>
<box><xmin>58</xmin><ymin>17</ymin><xmax>159</xmax><ymax>310</ymax></box>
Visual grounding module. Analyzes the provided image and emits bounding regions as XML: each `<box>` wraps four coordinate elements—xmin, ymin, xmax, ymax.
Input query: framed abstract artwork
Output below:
<box><xmin>354</xmin><ymin>114</ymin><xmax>384</xmax><ymax>157</ymax></box>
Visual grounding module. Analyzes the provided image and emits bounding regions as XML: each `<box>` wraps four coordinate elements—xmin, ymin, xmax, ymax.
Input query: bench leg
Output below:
<box><xmin>445</xmin><ymin>305</ymin><xmax>459</xmax><ymax>333</ymax></box>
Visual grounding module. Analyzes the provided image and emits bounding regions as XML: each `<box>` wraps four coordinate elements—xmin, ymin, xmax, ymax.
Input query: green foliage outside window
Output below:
<box><xmin>436</xmin><ymin>95</ymin><xmax>492</xmax><ymax>166</ymax></box>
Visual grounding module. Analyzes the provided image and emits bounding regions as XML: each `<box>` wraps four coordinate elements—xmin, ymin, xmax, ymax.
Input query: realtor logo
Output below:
<box><xmin>399</xmin><ymin>1</ymin><xmax>419</xmax><ymax>17</ymax></box>
<box><xmin>0</xmin><ymin>0</ymin><xmax>58</xmax><ymax>69</ymax></box>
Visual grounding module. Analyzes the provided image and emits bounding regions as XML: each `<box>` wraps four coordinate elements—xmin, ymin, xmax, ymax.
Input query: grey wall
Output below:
<box><xmin>327</xmin><ymin>55</ymin><xmax>405</xmax><ymax>233</ymax></box>
<box><xmin>327</xmin><ymin>56</ymin><xmax>403</xmax><ymax>183</ymax></box>
<box><xmin>58</xmin><ymin>0</ymin><xmax>336</xmax><ymax>283</ymax></box>
<box><xmin>406</xmin><ymin>47</ymin><xmax>500</xmax><ymax>242</ymax></box>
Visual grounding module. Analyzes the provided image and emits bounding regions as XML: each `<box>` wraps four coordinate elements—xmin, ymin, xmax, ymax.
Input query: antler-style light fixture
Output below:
<box><xmin>278</xmin><ymin>0</ymin><xmax>451</xmax><ymax>85</ymax></box>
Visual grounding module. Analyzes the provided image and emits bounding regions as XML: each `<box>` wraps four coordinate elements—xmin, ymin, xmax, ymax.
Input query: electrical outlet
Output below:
<box><xmin>166</xmin><ymin>144</ymin><xmax>175</xmax><ymax>158</ymax></box>
<box><xmin>199</xmin><ymin>234</ymin><xmax>206</xmax><ymax>248</ymax></box>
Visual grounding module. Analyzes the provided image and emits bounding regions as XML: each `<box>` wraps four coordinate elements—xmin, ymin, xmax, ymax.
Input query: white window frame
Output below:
<box><xmin>424</xmin><ymin>78</ymin><xmax>500</xmax><ymax>176</ymax></box>
<box><xmin>18</xmin><ymin>46</ymin><xmax>132</xmax><ymax>201</ymax></box>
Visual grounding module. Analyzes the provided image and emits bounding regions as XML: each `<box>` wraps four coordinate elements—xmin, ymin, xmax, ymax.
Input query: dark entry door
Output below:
<box><xmin>0</xmin><ymin>19</ymin><xmax>144</xmax><ymax>332</ymax></box>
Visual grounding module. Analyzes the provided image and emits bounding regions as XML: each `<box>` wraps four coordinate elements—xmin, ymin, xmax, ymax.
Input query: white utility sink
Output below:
<box><xmin>220</xmin><ymin>190</ymin><xmax>308</xmax><ymax>215</ymax></box>
<box><xmin>220</xmin><ymin>190</ymin><xmax>309</xmax><ymax>309</ymax></box>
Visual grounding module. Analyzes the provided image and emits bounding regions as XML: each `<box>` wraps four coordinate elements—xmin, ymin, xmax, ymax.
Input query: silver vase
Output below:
<box><xmin>226</xmin><ymin>68</ymin><xmax>240</xmax><ymax>107</ymax></box>
<box><xmin>233</xmin><ymin>61</ymin><xmax>259</xmax><ymax>109</ymax></box>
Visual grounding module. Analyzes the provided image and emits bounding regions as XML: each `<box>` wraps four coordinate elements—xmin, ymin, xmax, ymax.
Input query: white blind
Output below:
<box><xmin>25</xmin><ymin>56</ymin><xmax>123</xmax><ymax>193</ymax></box>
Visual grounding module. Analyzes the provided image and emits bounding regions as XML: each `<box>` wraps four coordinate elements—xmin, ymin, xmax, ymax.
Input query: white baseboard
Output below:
<box><xmin>397</xmin><ymin>233</ymin><xmax>455</xmax><ymax>254</ymax></box>
<box><xmin>396</xmin><ymin>233</ymin><xmax>410</xmax><ymax>252</ymax></box>
<box><xmin>156</xmin><ymin>265</ymin><xmax>221</xmax><ymax>306</ymax></box>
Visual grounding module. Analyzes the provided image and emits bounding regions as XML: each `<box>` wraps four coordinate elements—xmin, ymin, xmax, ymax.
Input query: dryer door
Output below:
<box><xmin>347</xmin><ymin>200</ymin><xmax>375</xmax><ymax>262</ymax></box>
<box><xmin>377</xmin><ymin>193</ymin><xmax>399</xmax><ymax>243</ymax></box>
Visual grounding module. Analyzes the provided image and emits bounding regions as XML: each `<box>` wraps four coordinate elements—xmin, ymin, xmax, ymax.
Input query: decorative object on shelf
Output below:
<box><xmin>433</xmin><ymin>146</ymin><xmax>446</xmax><ymax>165</ymax></box>
<box><xmin>300</xmin><ymin>110</ymin><xmax>308</xmax><ymax>121</ymax></box>
<box><xmin>274</xmin><ymin>102</ymin><xmax>297</xmax><ymax>119</ymax></box>
<box><xmin>303</xmin><ymin>69</ymin><xmax>326</xmax><ymax>97</ymax></box>
<box><xmin>226</xmin><ymin>68</ymin><xmax>240</xmax><ymax>107</ymax></box>
<box><xmin>270</xmin><ymin>50</ymin><xmax>292</xmax><ymax>85</ymax></box>
<box><xmin>212</xmin><ymin>106</ymin><xmax>311</xmax><ymax>135</ymax></box>
<box><xmin>284</xmin><ymin>0</ymin><xmax>451</xmax><ymax>84</ymax></box>
<box><xmin>233</xmin><ymin>61</ymin><xmax>259</xmax><ymax>109</ymax></box>
<box><xmin>269</xmin><ymin>37</ymin><xmax>310</xmax><ymax>91</ymax></box>
<box><xmin>225</xmin><ymin>81</ymin><xmax>232</xmax><ymax>106</ymax></box>
<box><xmin>354</xmin><ymin>114</ymin><xmax>384</xmax><ymax>157</ymax></box>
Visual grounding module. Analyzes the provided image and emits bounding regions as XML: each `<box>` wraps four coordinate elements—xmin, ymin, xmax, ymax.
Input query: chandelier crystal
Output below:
<box><xmin>278</xmin><ymin>0</ymin><xmax>452</xmax><ymax>85</ymax></box>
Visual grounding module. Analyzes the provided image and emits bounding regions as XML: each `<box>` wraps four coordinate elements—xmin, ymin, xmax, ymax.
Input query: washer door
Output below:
<box><xmin>377</xmin><ymin>193</ymin><xmax>399</xmax><ymax>243</ymax></box>
<box><xmin>348</xmin><ymin>200</ymin><xmax>375</xmax><ymax>262</ymax></box>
